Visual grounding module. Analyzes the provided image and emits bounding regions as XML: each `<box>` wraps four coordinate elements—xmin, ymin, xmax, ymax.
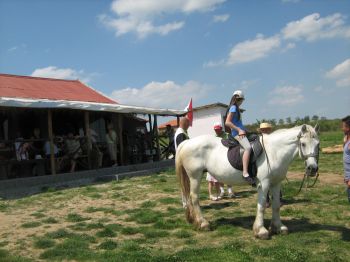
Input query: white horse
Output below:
<box><xmin>176</xmin><ymin>124</ymin><xmax>319</xmax><ymax>239</ymax></box>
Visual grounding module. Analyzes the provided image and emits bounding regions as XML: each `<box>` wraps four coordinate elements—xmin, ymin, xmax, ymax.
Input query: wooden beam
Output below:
<box><xmin>153</xmin><ymin>115</ymin><xmax>160</xmax><ymax>161</ymax></box>
<box><xmin>84</xmin><ymin>111</ymin><xmax>91</xmax><ymax>169</ymax></box>
<box><xmin>47</xmin><ymin>109</ymin><xmax>56</xmax><ymax>175</ymax></box>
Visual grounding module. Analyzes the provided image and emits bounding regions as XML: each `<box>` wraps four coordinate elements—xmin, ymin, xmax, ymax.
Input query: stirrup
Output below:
<box><xmin>243</xmin><ymin>176</ymin><xmax>255</xmax><ymax>185</ymax></box>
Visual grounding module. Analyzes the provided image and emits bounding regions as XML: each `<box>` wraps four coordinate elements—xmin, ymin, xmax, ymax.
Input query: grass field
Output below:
<box><xmin>0</xmin><ymin>131</ymin><xmax>349</xmax><ymax>262</ymax></box>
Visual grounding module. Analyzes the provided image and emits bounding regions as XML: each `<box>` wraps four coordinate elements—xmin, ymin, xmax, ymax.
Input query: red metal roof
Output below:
<box><xmin>0</xmin><ymin>73</ymin><xmax>117</xmax><ymax>104</ymax></box>
<box><xmin>158</xmin><ymin>119</ymin><xmax>178</xmax><ymax>129</ymax></box>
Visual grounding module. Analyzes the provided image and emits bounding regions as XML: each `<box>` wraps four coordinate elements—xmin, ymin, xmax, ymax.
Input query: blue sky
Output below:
<box><xmin>0</xmin><ymin>0</ymin><xmax>349</xmax><ymax>124</ymax></box>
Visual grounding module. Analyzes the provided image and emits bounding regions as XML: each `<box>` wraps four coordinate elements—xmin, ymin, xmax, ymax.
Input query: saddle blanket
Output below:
<box><xmin>221</xmin><ymin>134</ymin><xmax>263</xmax><ymax>178</ymax></box>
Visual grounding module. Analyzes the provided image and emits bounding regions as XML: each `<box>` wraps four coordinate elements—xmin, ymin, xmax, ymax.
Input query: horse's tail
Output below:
<box><xmin>175</xmin><ymin>144</ymin><xmax>194</xmax><ymax>223</ymax></box>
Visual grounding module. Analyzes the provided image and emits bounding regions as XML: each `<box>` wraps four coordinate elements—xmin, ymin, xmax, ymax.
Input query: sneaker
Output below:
<box><xmin>219</xmin><ymin>191</ymin><xmax>225</xmax><ymax>198</ymax></box>
<box><xmin>209</xmin><ymin>195</ymin><xmax>218</xmax><ymax>201</ymax></box>
<box><xmin>228</xmin><ymin>193</ymin><xmax>237</xmax><ymax>198</ymax></box>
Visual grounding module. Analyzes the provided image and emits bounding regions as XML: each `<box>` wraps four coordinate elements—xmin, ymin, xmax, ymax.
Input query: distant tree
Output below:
<box><xmin>312</xmin><ymin>115</ymin><xmax>319</xmax><ymax>122</ymax></box>
<box><xmin>295</xmin><ymin>117</ymin><xmax>302</xmax><ymax>125</ymax></box>
<box><xmin>286</xmin><ymin>117</ymin><xmax>292</xmax><ymax>125</ymax></box>
<box><xmin>321</xmin><ymin>116</ymin><xmax>327</xmax><ymax>120</ymax></box>
<box><xmin>270</xmin><ymin>119</ymin><xmax>277</xmax><ymax>126</ymax></box>
<box><xmin>303</xmin><ymin>115</ymin><xmax>310</xmax><ymax>123</ymax></box>
<box><xmin>278</xmin><ymin>119</ymin><xmax>285</xmax><ymax>125</ymax></box>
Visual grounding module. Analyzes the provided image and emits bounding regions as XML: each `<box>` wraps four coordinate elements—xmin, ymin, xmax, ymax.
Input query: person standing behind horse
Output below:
<box><xmin>174</xmin><ymin>117</ymin><xmax>190</xmax><ymax>151</ymax></box>
<box><xmin>225</xmin><ymin>90</ymin><xmax>254</xmax><ymax>184</ymax></box>
<box><xmin>106</xmin><ymin>123</ymin><xmax>118</xmax><ymax>166</ymax></box>
<box><xmin>212</xmin><ymin>122</ymin><xmax>236</xmax><ymax>198</ymax></box>
<box><xmin>342</xmin><ymin>115</ymin><xmax>350</xmax><ymax>203</ymax></box>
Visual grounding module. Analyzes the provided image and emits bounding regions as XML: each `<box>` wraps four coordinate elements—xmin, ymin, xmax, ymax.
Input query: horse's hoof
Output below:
<box><xmin>269</xmin><ymin>224</ymin><xmax>288</xmax><ymax>235</ymax></box>
<box><xmin>255</xmin><ymin>227</ymin><xmax>270</xmax><ymax>240</ymax></box>
<box><xmin>200</xmin><ymin>220</ymin><xmax>210</xmax><ymax>231</ymax></box>
<box><xmin>280</xmin><ymin>226</ymin><xmax>288</xmax><ymax>235</ymax></box>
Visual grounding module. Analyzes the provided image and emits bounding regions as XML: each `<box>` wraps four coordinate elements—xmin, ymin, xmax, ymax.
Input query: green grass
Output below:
<box><xmin>0</xmin><ymin>131</ymin><xmax>349</xmax><ymax>261</ymax></box>
<box><xmin>66</xmin><ymin>213</ymin><xmax>90</xmax><ymax>222</ymax></box>
<box><xmin>33</xmin><ymin>238</ymin><xmax>56</xmax><ymax>249</ymax></box>
<box><xmin>21</xmin><ymin>221</ymin><xmax>42</xmax><ymax>228</ymax></box>
<box><xmin>42</xmin><ymin>217</ymin><xmax>58</xmax><ymax>224</ymax></box>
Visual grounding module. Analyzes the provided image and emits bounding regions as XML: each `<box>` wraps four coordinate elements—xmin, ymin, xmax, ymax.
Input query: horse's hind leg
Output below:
<box><xmin>253</xmin><ymin>180</ymin><xmax>270</xmax><ymax>239</ymax></box>
<box><xmin>189</xmin><ymin>173</ymin><xmax>209</xmax><ymax>230</ymax></box>
<box><xmin>269</xmin><ymin>183</ymin><xmax>288</xmax><ymax>235</ymax></box>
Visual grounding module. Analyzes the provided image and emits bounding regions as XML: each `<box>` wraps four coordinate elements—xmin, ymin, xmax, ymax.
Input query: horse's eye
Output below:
<box><xmin>301</xmin><ymin>143</ymin><xmax>306</xmax><ymax>147</ymax></box>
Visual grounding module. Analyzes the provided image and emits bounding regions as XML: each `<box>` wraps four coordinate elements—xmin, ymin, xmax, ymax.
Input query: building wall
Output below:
<box><xmin>187</xmin><ymin>106</ymin><xmax>227</xmax><ymax>138</ymax></box>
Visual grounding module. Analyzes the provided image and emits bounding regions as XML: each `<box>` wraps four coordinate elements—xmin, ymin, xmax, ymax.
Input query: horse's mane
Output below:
<box><xmin>269</xmin><ymin>125</ymin><xmax>316</xmax><ymax>140</ymax></box>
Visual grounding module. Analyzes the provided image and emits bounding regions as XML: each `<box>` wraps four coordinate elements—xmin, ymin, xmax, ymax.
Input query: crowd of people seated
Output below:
<box><xmin>5</xmin><ymin>124</ymin><xmax>119</xmax><ymax>175</ymax></box>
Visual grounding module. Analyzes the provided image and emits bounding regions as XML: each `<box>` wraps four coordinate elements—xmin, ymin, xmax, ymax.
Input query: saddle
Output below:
<box><xmin>221</xmin><ymin>133</ymin><xmax>263</xmax><ymax>178</ymax></box>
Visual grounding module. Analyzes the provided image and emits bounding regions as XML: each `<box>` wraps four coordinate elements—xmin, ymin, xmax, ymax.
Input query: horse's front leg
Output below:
<box><xmin>270</xmin><ymin>183</ymin><xmax>288</xmax><ymax>235</ymax></box>
<box><xmin>189</xmin><ymin>174</ymin><xmax>209</xmax><ymax>230</ymax></box>
<box><xmin>253</xmin><ymin>180</ymin><xmax>270</xmax><ymax>239</ymax></box>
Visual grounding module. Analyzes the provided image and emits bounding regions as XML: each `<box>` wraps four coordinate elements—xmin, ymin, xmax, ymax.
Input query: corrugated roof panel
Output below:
<box><xmin>0</xmin><ymin>73</ymin><xmax>117</xmax><ymax>104</ymax></box>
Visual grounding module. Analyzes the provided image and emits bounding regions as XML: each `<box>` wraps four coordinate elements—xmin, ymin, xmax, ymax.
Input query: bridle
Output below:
<box><xmin>296</xmin><ymin>132</ymin><xmax>320</xmax><ymax>194</ymax></box>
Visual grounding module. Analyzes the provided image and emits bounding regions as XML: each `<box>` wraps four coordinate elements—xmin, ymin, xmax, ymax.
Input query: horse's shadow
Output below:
<box><xmin>212</xmin><ymin>216</ymin><xmax>350</xmax><ymax>241</ymax></box>
<box><xmin>280</xmin><ymin>198</ymin><xmax>311</xmax><ymax>205</ymax></box>
<box><xmin>202</xmin><ymin>201</ymin><xmax>239</xmax><ymax>210</ymax></box>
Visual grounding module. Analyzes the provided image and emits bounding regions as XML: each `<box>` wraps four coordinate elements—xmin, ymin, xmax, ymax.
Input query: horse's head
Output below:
<box><xmin>297</xmin><ymin>124</ymin><xmax>320</xmax><ymax>177</ymax></box>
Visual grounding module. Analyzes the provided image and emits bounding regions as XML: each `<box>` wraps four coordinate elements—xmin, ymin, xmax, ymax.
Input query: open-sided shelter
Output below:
<box><xmin>0</xmin><ymin>73</ymin><xmax>186</xmax><ymax>180</ymax></box>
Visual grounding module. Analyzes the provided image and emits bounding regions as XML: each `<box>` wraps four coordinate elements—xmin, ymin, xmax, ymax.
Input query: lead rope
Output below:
<box><xmin>295</xmin><ymin>141</ymin><xmax>320</xmax><ymax>195</ymax></box>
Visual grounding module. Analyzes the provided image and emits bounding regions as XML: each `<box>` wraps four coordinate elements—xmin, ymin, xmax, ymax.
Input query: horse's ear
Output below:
<box><xmin>301</xmin><ymin>124</ymin><xmax>307</xmax><ymax>133</ymax></box>
<box><xmin>314</xmin><ymin>123</ymin><xmax>320</xmax><ymax>134</ymax></box>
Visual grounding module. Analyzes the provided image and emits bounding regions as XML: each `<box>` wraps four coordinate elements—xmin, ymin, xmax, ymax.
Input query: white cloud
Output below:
<box><xmin>235</xmin><ymin>79</ymin><xmax>259</xmax><ymax>91</ymax></box>
<box><xmin>203</xmin><ymin>59</ymin><xmax>225</xmax><ymax>68</ymax></box>
<box><xmin>213</xmin><ymin>14</ymin><xmax>229</xmax><ymax>23</ymax></box>
<box><xmin>268</xmin><ymin>85</ymin><xmax>304</xmax><ymax>106</ymax></box>
<box><xmin>110</xmin><ymin>80</ymin><xmax>209</xmax><ymax>108</ymax></box>
<box><xmin>282</xmin><ymin>13</ymin><xmax>350</xmax><ymax>42</ymax></box>
<box><xmin>281</xmin><ymin>42</ymin><xmax>296</xmax><ymax>52</ymax></box>
<box><xmin>204</xmin><ymin>34</ymin><xmax>281</xmax><ymax>66</ymax></box>
<box><xmin>206</xmin><ymin>12</ymin><xmax>350</xmax><ymax>67</ymax></box>
<box><xmin>31</xmin><ymin>66</ymin><xmax>95</xmax><ymax>84</ymax></box>
<box><xmin>7</xmin><ymin>43</ymin><xmax>27</xmax><ymax>52</ymax></box>
<box><xmin>99</xmin><ymin>0</ymin><xmax>226</xmax><ymax>38</ymax></box>
<box><xmin>227</xmin><ymin>34</ymin><xmax>281</xmax><ymax>65</ymax></box>
<box><xmin>7</xmin><ymin>46</ymin><xmax>18</xmax><ymax>52</ymax></box>
<box><xmin>325</xmin><ymin>58</ymin><xmax>350</xmax><ymax>87</ymax></box>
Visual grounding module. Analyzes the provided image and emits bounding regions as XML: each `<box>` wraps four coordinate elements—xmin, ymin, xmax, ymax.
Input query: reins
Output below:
<box><xmin>295</xmin><ymin>133</ymin><xmax>320</xmax><ymax>195</ymax></box>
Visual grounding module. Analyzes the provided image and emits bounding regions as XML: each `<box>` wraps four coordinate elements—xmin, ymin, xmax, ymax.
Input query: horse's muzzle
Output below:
<box><xmin>306</xmin><ymin>165</ymin><xmax>318</xmax><ymax>177</ymax></box>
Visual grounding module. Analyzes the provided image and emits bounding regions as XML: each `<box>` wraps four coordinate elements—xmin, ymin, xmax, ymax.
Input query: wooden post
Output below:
<box><xmin>177</xmin><ymin>116</ymin><xmax>180</xmax><ymax>127</ymax></box>
<box><xmin>148</xmin><ymin>114</ymin><xmax>154</xmax><ymax>158</ymax></box>
<box><xmin>48</xmin><ymin>109</ymin><xmax>56</xmax><ymax>175</ymax></box>
<box><xmin>84</xmin><ymin>111</ymin><xmax>91</xmax><ymax>169</ymax></box>
<box><xmin>153</xmin><ymin>115</ymin><xmax>160</xmax><ymax>161</ymax></box>
<box><xmin>148</xmin><ymin>114</ymin><xmax>153</xmax><ymax>134</ymax></box>
<box><xmin>117</xmin><ymin>114</ymin><xmax>124</xmax><ymax>165</ymax></box>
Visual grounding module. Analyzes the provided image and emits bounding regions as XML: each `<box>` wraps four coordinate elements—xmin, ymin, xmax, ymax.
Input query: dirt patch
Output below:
<box><xmin>322</xmin><ymin>144</ymin><xmax>343</xmax><ymax>154</ymax></box>
<box><xmin>287</xmin><ymin>172</ymin><xmax>344</xmax><ymax>185</ymax></box>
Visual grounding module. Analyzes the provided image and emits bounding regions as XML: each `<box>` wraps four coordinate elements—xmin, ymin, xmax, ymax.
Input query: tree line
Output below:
<box><xmin>246</xmin><ymin>115</ymin><xmax>342</xmax><ymax>132</ymax></box>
